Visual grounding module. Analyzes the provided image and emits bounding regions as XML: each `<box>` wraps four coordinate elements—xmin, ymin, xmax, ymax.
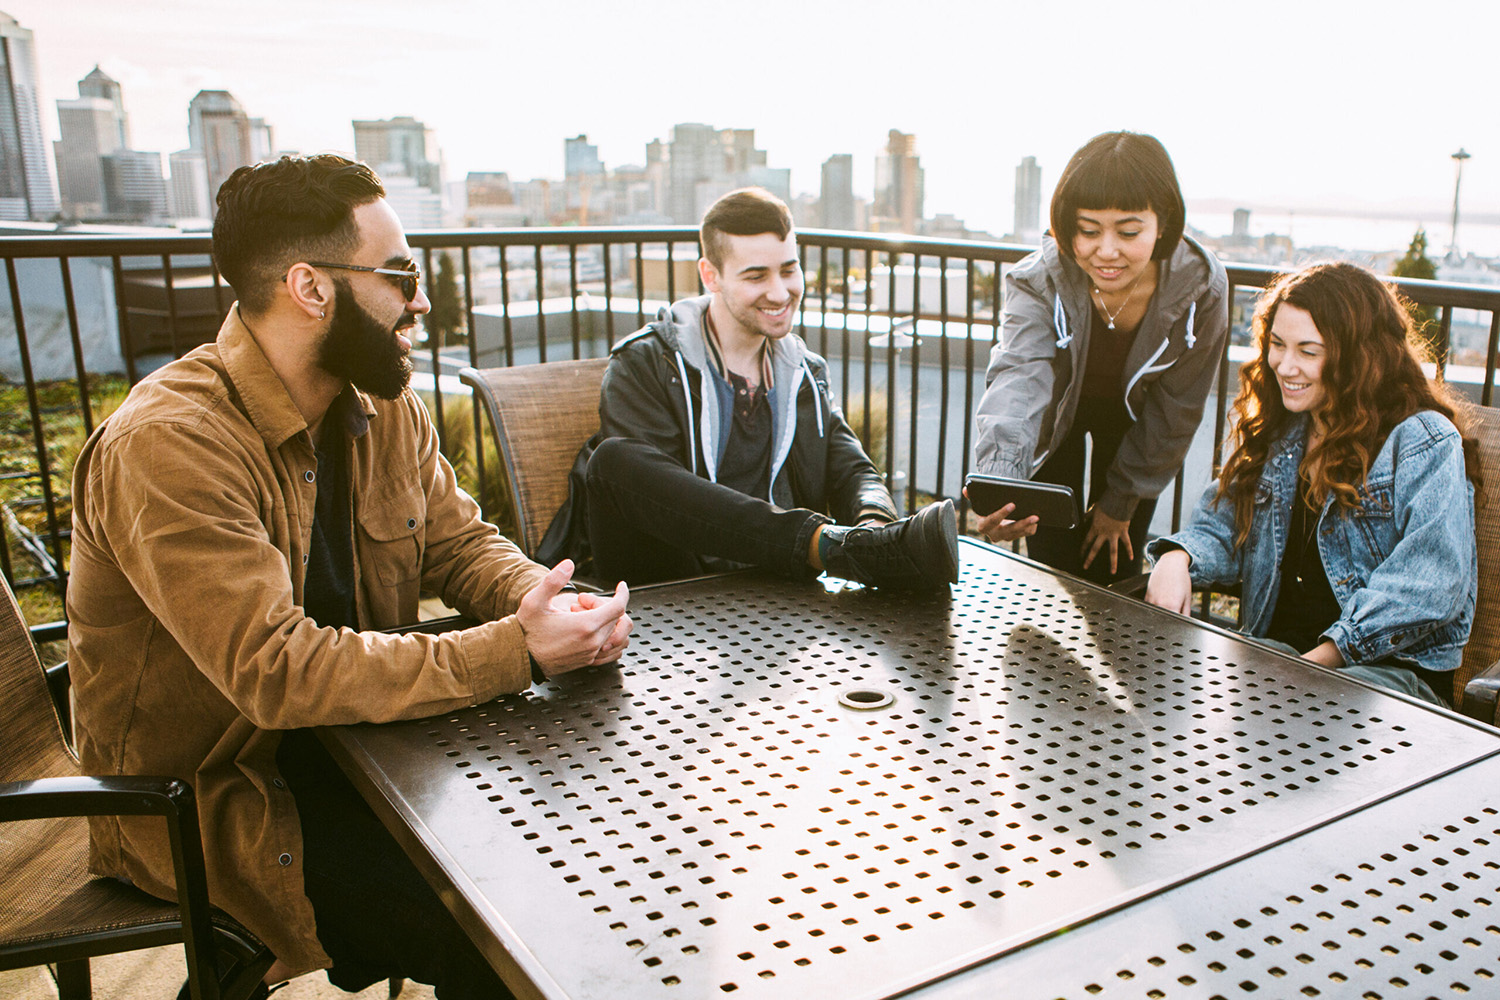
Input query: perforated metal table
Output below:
<box><xmin>323</xmin><ymin>538</ymin><xmax>1500</xmax><ymax>999</ymax></box>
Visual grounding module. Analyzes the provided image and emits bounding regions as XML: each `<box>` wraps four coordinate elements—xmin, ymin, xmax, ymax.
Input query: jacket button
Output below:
<box><xmin>304</xmin><ymin>470</ymin><xmax>316</xmax><ymax>483</ymax></box>
<box><xmin>278</xmin><ymin>853</ymin><xmax>293</xmax><ymax>867</ymax></box>
<box><xmin>406</xmin><ymin>517</ymin><xmax>417</xmax><ymax>530</ymax></box>
<box><xmin>273</xmin><ymin>778</ymin><xmax>286</xmax><ymax>790</ymax></box>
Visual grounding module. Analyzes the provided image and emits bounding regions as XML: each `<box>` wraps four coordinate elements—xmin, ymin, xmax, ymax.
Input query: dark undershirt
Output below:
<box><xmin>1266</xmin><ymin>473</ymin><xmax>1341</xmax><ymax>653</ymax></box>
<box><xmin>717</xmin><ymin>369</ymin><xmax>772</xmax><ymax>500</ymax></box>
<box><xmin>1266</xmin><ymin>472</ymin><xmax>1452</xmax><ymax>702</ymax></box>
<box><xmin>301</xmin><ymin>421</ymin><xmax>357</xmax><ymax>633</ymax></box>
<box><xmin>278</xmin><ymin>419</ymin><xmax>357</xmax><ymax>794</ymax></box>
<box><xmin>1081</xmin><ymin>306</ymin><xmax>1139</xmax><ymax>400</ymax></box>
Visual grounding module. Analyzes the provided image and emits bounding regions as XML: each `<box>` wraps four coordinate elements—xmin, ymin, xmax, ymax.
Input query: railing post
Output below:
<box><xmin>4</xmin><ymin>258</ymin><xmax>67</xmax><ymax>596</ymax></box>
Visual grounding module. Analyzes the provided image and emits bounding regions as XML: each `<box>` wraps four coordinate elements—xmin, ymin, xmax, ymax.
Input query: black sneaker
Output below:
<box><xmin>820</xmin><ymin>499</ymin><xmax>958</xmax><ymax>590</ymax></box>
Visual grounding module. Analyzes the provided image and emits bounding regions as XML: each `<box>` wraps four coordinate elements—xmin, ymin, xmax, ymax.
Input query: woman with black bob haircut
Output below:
<box><xmin>1144</xmin><ymin>262</ymin><xmax>1479</xmax><ymax>705</ymax></box>
<box><xmin>971</xmin><ymin>131</ymin><xmax>1228</xmax><ymax>585</ymax></box>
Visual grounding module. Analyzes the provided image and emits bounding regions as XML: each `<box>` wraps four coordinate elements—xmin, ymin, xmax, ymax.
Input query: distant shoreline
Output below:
<box><xmin>1187</xmin><ymin>198</ymin><xmax>1500</xmax><ymax>228</ymax></box>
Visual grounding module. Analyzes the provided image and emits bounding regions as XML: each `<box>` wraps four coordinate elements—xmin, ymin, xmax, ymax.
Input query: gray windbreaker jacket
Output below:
<box><xmin>972</xmin><ymin>234</ymin><xmax>1229</xmax><ymax>521</ymax></box>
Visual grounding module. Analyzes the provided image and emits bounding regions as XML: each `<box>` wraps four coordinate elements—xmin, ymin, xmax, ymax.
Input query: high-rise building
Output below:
<box><xmin>249</xmin><ymin>117</ymin><xmax>275</xmax><ymax>162</ymax></box>
<box><xmin>821</xmin><ymin>154</ymin><xmax>855</xmax><ymax>231</ymax></box>
<box><xmin>102</xmin><ymin>149</ymin><xmax>167</xmax><ymax>222</ymax></box>
<box><xmin>1014</xmin><ymin>155</ymin><xmax>1041</xmax><ymax>243</ymax></box>
<box><xmin>664</xmin><ymin>123</ymin><xmax>786</xmax><ymax>224</ymax></box>
<box><xmin>78</xmin><ymin>65</ymin><xmax>128</xmax><ymax>148</ymax></box>
<box><xmin>352</xmin><ymin>116</ymin><xmax>442</xmax><ymax>194</ymax></box>
<box><xmin>0</xmin><ymin>12</ymin><xmax>59</xmax><ymax>221</ymax></box>
<box><xmin>1232</xmin><ymin>207</ymin><xmax>1251</xmax><ymax>240</ymax></box>
<box><xmin>873</xmin><ymin>130</ymin><xmax>923</xmax><ymax>235</ymax></box>
<box><xmin>381</xmin><ymin>174</ymin><xmax>442</xmax><ymax>230</ymax></box>
<box><xmin>188</xmin><ymin>90</ymin><xmax>253</xmax><ymax>216</ymax></box>
<box><xmin>168</xmin><ymin>149</ymin><xmax>211</xmax><ymax>221</ymax></box>
<box><xmin>54</xmin><ymin>96</ymin><xmax>118</xmax><ymax>217</ymax></box>
<box><xmin>465</xmin><ymin>171</ymin><xmax>528</xmax><ymax>227</ymax></box>
<box><xmin>53</xmin><ymin>67</ymin><xmax>167</xmax><ymax>222</ymax></box>
<box><xmin>562</xmin><ymin>134</ymin><xmax>607</xmax><ymax>221</ymax></box>
<box><xmin>564</xmin><ymin>134</ymin><xmax>603</xmax><ymax>178</ymax></box>
<box><xmin>666</xmin><ymin>123</ymin><xmax>717</xmax><ymax>224</ymax></box>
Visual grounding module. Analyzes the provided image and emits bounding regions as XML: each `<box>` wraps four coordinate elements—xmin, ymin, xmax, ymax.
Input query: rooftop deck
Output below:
<box><xmin>4</xmin><ymin>226</ymin><xmax>1500</xmax><ymax>996</ymax></box>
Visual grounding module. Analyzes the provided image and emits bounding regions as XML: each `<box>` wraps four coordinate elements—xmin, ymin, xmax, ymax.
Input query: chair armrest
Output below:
<box><xmin>1461</xmin><ymin>657</ymin><xmax>1500</xmax><ymax>725</ymax></box>
<box><xmin>0</xmin><ymin>773</ymin><xmax>192</xmax><ymax>823</ymax></box>
<box><xmin>45</xmin><ymin>660</ymin><xmax>71</xmax><ymax>734</ymax></box>
<box><xmin>0</xmin><ymin>775</ymin><xmax>222</xmax><ymax>999</ymax></box>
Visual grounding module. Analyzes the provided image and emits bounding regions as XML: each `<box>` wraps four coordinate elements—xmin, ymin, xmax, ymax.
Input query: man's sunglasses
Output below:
<box><xmin>307</xmin><ymin>261</ymin><xmax>422</xmax><ymax>302</ymax></box>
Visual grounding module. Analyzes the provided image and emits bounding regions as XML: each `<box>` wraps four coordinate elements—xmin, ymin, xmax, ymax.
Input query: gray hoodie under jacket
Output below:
<box><xmin>972</xmin><ymin>234</ymin><xmax>1229</xmax><ymax>522</ymax></box>
<box><xmin>600</xmin><ymin>295</ymin><xmax>898</xmax><ymax>524</ymax></box>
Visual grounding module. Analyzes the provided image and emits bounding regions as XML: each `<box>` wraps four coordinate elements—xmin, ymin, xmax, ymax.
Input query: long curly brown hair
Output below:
<box><xmin>1218</xmin><ymin>261</ymin><xmax>1479</xmax><ymax>546</ymax></box>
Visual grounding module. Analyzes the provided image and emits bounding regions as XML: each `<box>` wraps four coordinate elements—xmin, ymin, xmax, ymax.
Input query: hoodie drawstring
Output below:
<box><xmin>802</xmin><ymin>358</ymin><xmax>825</xmax><ymax>438</ymax></box>
<box><xmin>1184</xmin><ymin>301</ymin><xmax>1198</xmax><ymax>350</ymax></box>
<box><xmin>674</xmin><ymin>350</ymin><xmax>698</xmax><ymax>478</ymax></box>
<box><xmin>1053</xmin><ymin>294</ymin><xmax>1071</xmax><ymax>348</ymax></box>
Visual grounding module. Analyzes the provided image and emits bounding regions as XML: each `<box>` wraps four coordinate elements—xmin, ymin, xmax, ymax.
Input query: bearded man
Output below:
<box><xmin>66</xmin><ymin>154</ymin><xmax>631</xmax><ymax>998</ymax></box>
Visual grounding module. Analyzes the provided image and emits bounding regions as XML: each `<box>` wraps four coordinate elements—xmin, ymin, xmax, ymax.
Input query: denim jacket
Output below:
<box><xmin>1147</xmin><ymin>411</ymin><xmax>1476</xmax><ymax>673</ymax></box>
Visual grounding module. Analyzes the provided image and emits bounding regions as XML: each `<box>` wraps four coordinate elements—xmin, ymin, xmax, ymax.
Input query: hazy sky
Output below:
<box><xmin>9</xmin><ymin>0</ymin><xmax>1499</xmax><ymax>236</ymax></box>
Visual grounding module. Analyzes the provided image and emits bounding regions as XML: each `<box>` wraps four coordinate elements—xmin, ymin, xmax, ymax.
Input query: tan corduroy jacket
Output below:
<box><xmin>67</xmin><ymin>307</ymin><xmax>547</xmax><ymax>973</ymax></box>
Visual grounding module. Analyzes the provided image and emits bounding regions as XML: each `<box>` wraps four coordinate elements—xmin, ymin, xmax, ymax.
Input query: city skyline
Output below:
<box><xmin>5</xmin><ymin>0</ymin><xmax>1499</xmax><ymax>243</ymax></box>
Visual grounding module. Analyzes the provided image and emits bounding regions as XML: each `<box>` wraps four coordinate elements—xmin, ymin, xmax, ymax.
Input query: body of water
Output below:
<box><xmin>1188</xmin><ymin>211</ymin><xmax>1500</xmax><ymax>260</ymax></box>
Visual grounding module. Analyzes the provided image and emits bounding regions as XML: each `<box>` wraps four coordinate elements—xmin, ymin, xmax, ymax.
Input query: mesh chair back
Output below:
<box><xmin>1457</xmin><ymin>404</ymin><xmax>1500</xmax><ymax>701</ymax></box>
<box><xmin>0</xmin><ymin>579</ymin><xmax>73</xmax><ymax>785</ymax></box>
<box><xmin>461</xmin><ymin>359</ymin><xmax>609</xmax><ymax>559</ymax></box>
<box><xmin>0</xmin><ymin>577</ymin><xmax>119</xmax><ymax>962</ymax></box>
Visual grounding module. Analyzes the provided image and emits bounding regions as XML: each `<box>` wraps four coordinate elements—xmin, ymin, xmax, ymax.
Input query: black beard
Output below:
<box><xmin>318</xmin><ymin>279</ymin><xmax>414</xmax><ymax>400</ymax></box>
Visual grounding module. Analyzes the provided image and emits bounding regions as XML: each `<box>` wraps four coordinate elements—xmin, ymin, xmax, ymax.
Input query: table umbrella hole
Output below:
<box><xmin>838</xmin><ymin>688</ymin><xmax>895</xmax><ymax>710</ymax></box>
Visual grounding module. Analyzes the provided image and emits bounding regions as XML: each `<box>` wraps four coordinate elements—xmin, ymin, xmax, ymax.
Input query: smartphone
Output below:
<box><xmin>964</xmin><ymin>474</ymin><xmax>1080</xmax><ymax>529</ymax></box>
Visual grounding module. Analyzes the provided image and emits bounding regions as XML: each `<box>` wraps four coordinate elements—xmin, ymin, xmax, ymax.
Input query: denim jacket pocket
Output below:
<box><xmin>1349</xmin><ymin>480</ymin><xmax>1396</xmax><ymax>562</ymax></box>
<box><xmin>357</xmin><ymin>483</ymin><xmax>425</xmax><ymax>587</ymax></box>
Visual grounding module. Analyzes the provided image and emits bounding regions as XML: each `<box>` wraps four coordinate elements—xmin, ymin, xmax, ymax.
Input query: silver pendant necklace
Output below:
<box><xmin>1092</xmin><ymin>266</ymin><xmax>1148</xmax><ymax>330</ymax></box>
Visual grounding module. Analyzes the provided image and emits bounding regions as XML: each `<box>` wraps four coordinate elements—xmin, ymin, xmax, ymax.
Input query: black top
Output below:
<box><xmin>1267</xmin><ymin>473</ymin><xmax>1341</xmax><ymax>654</ymax></box>
<box><xmin>281</xmin><ymin>418</ymin><xmax>358</xmax><ymax>794</ymax></box>
<box><xmin>302</xmin><ymin>420</ymin><xmax>357</xmax><ymax>633</ymax></box>
<box><xmin>1081</xmin><ymin>306</ymin><xmax>1139</xmax><ymax>400</ymax></box>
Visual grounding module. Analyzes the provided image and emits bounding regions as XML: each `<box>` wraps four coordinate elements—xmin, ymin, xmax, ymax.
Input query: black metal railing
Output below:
<box><xmin>5</xmin><ymin>226</ymin><xmax>1498</xmax><ymax>638</ymax></box>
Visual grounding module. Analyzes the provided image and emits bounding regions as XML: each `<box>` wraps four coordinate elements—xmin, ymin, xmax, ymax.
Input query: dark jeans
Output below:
<box><xmin>585</xmin><ymin>437</ymin><xmax>826</xmax><ymax>585</ymax></box>
<box><xmin>278</xmin><ymin>732</ymin><xmax>513</xmax><ymax>1000</ymax></box>
<box><xmin>1026</xmin><ymin>396</ymin><xmax>1158</xmax><ymax>587</ymax></box>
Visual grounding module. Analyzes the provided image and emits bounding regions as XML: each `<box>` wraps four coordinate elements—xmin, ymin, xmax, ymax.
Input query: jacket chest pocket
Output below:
<box><xmin>357</xmin><ymin>484</ymin><xmax>425</xmax><ymax>587</ymax></box>
<box><xmin>1350</xmin><ymin>481</ymin><xmax>1396</xmax><ymax>561</ymax></box>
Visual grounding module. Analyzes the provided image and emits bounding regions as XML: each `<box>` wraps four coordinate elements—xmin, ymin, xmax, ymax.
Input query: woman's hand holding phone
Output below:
<box><xmin>964</xmin><ymin>489</ymin><xmax>1040</xmax><ymax>542</ymax></box>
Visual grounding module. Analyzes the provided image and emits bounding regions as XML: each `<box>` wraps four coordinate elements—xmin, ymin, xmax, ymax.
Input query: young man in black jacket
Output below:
<box><xmin>582</xmin><ymin>187</ymin><xmax>957</xmax><ymax>589</ymax></box>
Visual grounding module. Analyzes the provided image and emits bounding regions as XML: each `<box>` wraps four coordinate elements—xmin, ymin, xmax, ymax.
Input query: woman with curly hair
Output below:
<box><xmin>1145</xmin><ymin>261</ymin><xmax>1480</xmax><ymax>705</ymax></box>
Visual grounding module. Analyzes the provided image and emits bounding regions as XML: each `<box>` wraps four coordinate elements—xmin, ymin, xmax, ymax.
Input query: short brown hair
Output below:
<box><xmin>1049</xmin><ymin>132</ymin><xmax>1185</xmax><ymax>262</ymax></box>
<box><xmin>700</xmin><ymin>187</ymin><xmax>793</xmax><ymax>271</ymax></box>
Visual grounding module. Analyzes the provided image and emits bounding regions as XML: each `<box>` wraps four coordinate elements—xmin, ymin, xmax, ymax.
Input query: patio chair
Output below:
<box><xmin>0</xmin><ymin>575</ymin><xmax>272</xmax><ymax>1000</ymax></box>
<box><xmin>460</xmin><ymin>358</ymin><xmax>608</xmax><ymax>560</ymax></box>
<box><xmin>1456</xmin><ymin>404</ymin><xmax>1500</xmax><ymax>722</ymax></box>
